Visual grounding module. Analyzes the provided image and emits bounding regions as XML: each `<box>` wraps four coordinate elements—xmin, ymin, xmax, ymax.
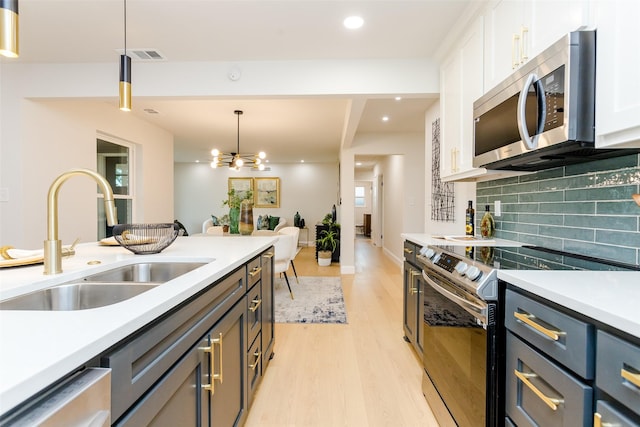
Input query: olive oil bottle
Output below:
<box><xmin>480</xmin><ymin>205</ymin><xmax>495</xmax><ymax>239</ymax></box>
<box><xmin>465</xmin><ymin>201</ymin><xmax>475</xmax><ymax>236</ymax></box>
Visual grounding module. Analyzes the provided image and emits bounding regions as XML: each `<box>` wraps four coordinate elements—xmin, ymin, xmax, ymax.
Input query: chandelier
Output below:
<box><xmin>211</xmin><ymin>110</ymin><xmax>267</xmax><ymax>171</ymax></box>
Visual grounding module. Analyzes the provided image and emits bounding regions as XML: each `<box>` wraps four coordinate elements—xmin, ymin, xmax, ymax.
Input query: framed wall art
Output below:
<box><xmin>228</xmin><ymin>177</ymin><xmax>253</xmax><ymax>200</ymax></box>
<box><xmin>254</xmin><ymin>177</ymin><xmax>280</xmax><ymax>208</ymax></box>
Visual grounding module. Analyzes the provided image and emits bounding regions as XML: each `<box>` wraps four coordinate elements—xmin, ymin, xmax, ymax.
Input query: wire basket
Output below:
<box><xmin>112</xmin><ymin>223</ymin><xmax>179</xmax><ymax>254</ymax></box>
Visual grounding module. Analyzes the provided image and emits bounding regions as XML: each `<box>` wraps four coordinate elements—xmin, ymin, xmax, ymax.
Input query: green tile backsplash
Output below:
<box><xmin>476</xmin><ymin>154</ymin><xmax>640</xmax><ymax>266</ymax></box>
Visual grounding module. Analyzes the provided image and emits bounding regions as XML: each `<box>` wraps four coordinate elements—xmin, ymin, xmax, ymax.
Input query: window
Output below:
<box><xmin>355</xmin><ymin>186</ymin><xmax>366</xmax><ymax>207</ymax></box>
<box><xmin>97</xmin><ymin>138</ymin><xmax>133</xmax><ymax>239</ymax></box>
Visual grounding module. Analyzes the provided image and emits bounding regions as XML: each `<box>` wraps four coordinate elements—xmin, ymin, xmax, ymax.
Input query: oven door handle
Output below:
<box><xmin>422</xmin><ymin>270</ymin><xmax>488</xmax><ymax>325</ymax></box>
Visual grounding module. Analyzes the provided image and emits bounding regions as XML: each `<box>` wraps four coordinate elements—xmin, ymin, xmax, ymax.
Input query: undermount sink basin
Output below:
<box><xmin>0</xmin><ymin>282</ymin><xmax>158</xmax><ymax>311</ymax></box>
<box><xmin>0</xmin><ymin>261</ymin><xmax>209</xmax><ymax>311</ymax></box>
<box><xmin>80</xmin><ymin>261</ymin><xmax>208</xmax><ymax>283</ymax></box>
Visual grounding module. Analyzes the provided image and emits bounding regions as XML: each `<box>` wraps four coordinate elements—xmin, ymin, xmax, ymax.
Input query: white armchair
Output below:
<box><xmin>278</xmin><ymin>227</ymin><xmax>300</xmax><ymax>283</ymax></box>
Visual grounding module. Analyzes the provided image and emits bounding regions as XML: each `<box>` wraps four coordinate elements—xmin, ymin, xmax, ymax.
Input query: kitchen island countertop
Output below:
<box><xmin>0</xmin><ymin>235</ymin><xmax>276</xmax><ymax>415</ymax></box>
<box><xmin>499</xmin><ymin>270</ymin><xmax>640</xmax><ymax>339</ymax></box>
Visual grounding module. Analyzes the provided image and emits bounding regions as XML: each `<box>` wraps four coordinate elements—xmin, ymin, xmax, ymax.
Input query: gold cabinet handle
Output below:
<box><xmin>249</xmin><ymin>266</ymin><xmax>262</xmax><ymax>277</ymax></box>
<box><xmin>403</xmin><ymin>248</ymin><xmax>413</xmax><ymax>254</ymax></box>
<box><xmin>249</xmin><ymin>351</ymin><xmax>261</xmax><ymax>370</ymax></box>
<box><xmin>249</xmin><ymin>298</ymin><xmax>262</xmax><ymax>312</ymax></box>
<box><xmin>409</xmin><ymin>270</ymin><xmax>420</xmax><ymax>294</ymax></box>
<box><xmin>621</xmin><ymin>367</ymin><xmax>640</xmax><ymax>388</ymax></box>
<box><xmin>514</xmin><ymin>369</ymin><xmax>563</xmax><ymax>411</ymax></box>
<box><xmin>594</xmin><ymin>412</ymin><xmax>616</xmax><ymax>427</ymax></box>
<box><xmin>514</xmin><ymin>311</ymin><xmax>565</xmax><ymax>341</ymax></box>
<box><xmin>201</xmin><ymin>332</ymin><xmax>223</xmax><ymax>395</ymax></box>
<box><xmin>263</xmin><ymin>252</ymin><xmax>274</xmax><ymax>259</ymax></box>
<box><xmin>520</xmin><ymin>26</ymin><xmax>529</xmax><ymax>64</ymax></box>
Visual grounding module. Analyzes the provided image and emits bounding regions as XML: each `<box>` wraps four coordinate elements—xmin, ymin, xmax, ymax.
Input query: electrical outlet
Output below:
<box><xmin>494</xmin><ymin>200</ymin><xmax>501</xmax><ymax>217</ymax></box>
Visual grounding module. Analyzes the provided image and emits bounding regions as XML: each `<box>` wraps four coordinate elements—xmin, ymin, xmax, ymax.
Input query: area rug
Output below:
<box><xmin>274</xmin><ymin>276</ymin><xmax>347</xmax><ymax>324</ymax></box>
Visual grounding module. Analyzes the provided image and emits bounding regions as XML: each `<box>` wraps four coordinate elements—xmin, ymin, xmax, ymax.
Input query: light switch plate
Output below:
<box><xmin>494</xmin><ymin>200</ymin><xmax>501</xmax><ymax>216</ymax></box>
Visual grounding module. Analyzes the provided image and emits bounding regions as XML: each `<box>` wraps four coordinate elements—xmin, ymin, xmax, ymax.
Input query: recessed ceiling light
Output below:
<box><xmin>356</xmin><ymin>162</ymin><xmax>363</xmax><ymax>166</ymax></box>
<box><xmin>343</xmin><ymin>16</ymin><xmax>364</xmax><ymax>29</ymax></box>
<box><xmin>395</xmin><ymin>96</ymin><xmax>402</xmax><ymax>101</ymax></box>
<box><xmin>382</xmin><ymin>116</ymin><xmax>389</xmax><ymax>122</ymax></box>
<box><xmin>300</xmin><ymin>160</ymin><xmax>305</xmax><ymax>163</ymax></box>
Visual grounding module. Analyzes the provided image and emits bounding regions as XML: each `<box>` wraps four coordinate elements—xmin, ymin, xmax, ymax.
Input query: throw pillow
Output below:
<box><xmin>268</xmin><ymin>216</ymin><xmax>280</xmax><ymax>230</ymax></box>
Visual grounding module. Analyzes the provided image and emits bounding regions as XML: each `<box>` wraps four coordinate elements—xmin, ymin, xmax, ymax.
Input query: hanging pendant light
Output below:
<box><xmin>0</xmin><ymin>0</ymin><xmax>19</xmax><ymax>58</ymax></box>
<box><xmin>210</xmin><ymin>110</ymin><xmax>267</xmax><ymax>170</ymax></box>
<box><xmin>119</xmin><ymin>0</ymin><xmax>131</xmax><ymax>111</ymax></box>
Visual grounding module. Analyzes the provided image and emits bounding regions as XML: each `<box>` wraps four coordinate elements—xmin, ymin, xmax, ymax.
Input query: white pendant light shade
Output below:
<box><xmin>0</xmin><ymin>0</ymin><xmax>19</xmax><ymax>58</ymax></box>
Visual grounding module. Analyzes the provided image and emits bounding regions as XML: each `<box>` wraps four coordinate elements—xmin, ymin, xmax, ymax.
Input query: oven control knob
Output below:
<box><xmin>423</xmin><ymin>248</ymin><xmax>436</xmax><ymax>259</ymax></box>
<box><xmin>466</xmin><ymin>266</ymin><xmax>482</xmax><ymax>281</ymax></box>
<box><xmin>454</xmin><ymin>262</ymin><xmax>468</xmax><ymax>275</ymax></box>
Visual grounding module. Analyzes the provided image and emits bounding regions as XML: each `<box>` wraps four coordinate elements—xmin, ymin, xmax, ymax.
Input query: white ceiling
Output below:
<box><xmin>11</xmin><ymin>0</ymin><xmax>476</xmax><ymax>166</ymax></box>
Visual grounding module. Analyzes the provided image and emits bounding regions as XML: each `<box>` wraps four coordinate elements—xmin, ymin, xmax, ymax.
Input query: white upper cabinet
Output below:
<box><xmin>483</xmin><ymin>0</ymin><xmax>591</xmax><ymax>91</ymax></box>
<box><xmin>440</xmin><ymin>16</ymin><xmax>485</xmax><ymax>180</ymax></box>
<box><xmin>594</xmin><ymin>0</ymin><xmax>640</xmax><ymax>148</ymax></box>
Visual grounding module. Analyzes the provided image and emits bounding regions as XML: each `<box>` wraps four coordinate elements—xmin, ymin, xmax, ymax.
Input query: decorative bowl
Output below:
<box><xmin>112</xmin><ymin>223</ymin><xmax>179</xmax><ymax>254</ymax></box>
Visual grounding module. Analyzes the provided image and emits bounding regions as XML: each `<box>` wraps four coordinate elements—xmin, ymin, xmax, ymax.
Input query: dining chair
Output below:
<box><xmin>278</xmin><ymin>226</ymin><xmax>300</xmax><ymax>284</ymax></box>
<box><xmin>273</xmin><ymin>234</ymin><xmax>295</xmax><ymax>299</ymax></box>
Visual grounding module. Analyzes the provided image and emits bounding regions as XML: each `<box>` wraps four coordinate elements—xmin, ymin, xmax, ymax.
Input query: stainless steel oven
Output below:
<box><xmin>417</xmin><ymin>244</ymin><xmax>640</xmax><ymax>427</ymax></box>
<box><xmin>419</xmin><ymin>246</ymin><xmax>503</xmax><ymax>427</ymax></box>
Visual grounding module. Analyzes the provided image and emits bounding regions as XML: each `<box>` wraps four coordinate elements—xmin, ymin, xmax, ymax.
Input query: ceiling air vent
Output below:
<box><xmin>115</xmin><ymin>49</ymin><xmax>167</xmax><ymax>61</ymax></box>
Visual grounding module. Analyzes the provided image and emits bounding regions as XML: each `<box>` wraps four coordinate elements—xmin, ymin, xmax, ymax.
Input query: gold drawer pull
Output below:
<box><xmin>201</xmin><ymin>332</ymin><xmax>223</xmax><ymax>395</ymax></box>
<box><xmin>514</xmin><ymin>369</ymin><xmax>563</xmax><ymax>411</ymax></box>
<box><xmin>263</xmin><ymin>252</ymin><xmax>274</xmax><ymax>259</ymax></box>
<box><xmin>249</xmin><ymin>266</ymin><xmax>262</xmax><ymax>277</ymax></box>
<box><xmin>514</xmin><ymin>311</ymin><xmax>565</xmax><ymax>341</ymax></box>
<box><xmin>403</xmin><ymin>248</ymin><xmax>413</xmax><ymax>254</ymax></box>
<box><xmin>249</xmin><ymin>351</ymin><xmax>261</xmax><ymax>370</ymax></box>
<box><xmin>249</xmin><ymin>298</ymin><xmax>262</xmax><ymax>312</ymax></box>
<box><xmin>621</xmin><ymin>367</ymin><xmax>640</xmax><ymax>388</ymax></box>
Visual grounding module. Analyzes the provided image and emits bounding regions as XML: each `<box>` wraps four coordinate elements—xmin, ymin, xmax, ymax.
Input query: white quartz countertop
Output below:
<box><xmin>499</xmin><ymin>270</ymin><xmax>640</xmax><ymax>339</ymax></box>
<box><xmin>401</xmin><ymin>233</ymin><xmax>523</xmax><ymax>247</ymax></box>
<box><xmin>0</xmin><ymin>235</ymin><xmax>276</xmax><ymax>415</ymax></box>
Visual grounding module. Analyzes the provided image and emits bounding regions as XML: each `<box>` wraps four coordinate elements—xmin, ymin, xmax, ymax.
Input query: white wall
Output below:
<box><xmin>174</xmin><ymin>162</ymin><xmax>339</xmax><ymax>240</ymax></box>
<box><xmin>0</xmin><ymin>98</ymin><xmax>174</xmax><ymax>249</ymax></box>
<box><xmin>341</xmin><ymin>132</ymin><xmax>426</xmax><ymax>270</ymax></box>
<box><xmin>423</xmin><ymin>100</ymin><xmax>475</xmax><ymax>235</ymax></box>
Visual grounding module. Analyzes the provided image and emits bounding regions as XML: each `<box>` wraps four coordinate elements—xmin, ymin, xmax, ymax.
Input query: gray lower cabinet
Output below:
<box><xmin>115</xmin><ymin>298</ymin><xmax>246</xmax><ymax>427</ymax></box>
<box><xmin>403</xmin><ymin>239</ymin><xmax>424</xmax><ymax>355</ymax></box>
<box><xmin>505</xmin><ymin>287</ymin><xmax>640</xmax><ymax>427</ymax></box>
<box><xmin>505</xmin><ymin>289</ymin><xmax>594</xmax><ymax>426</ymax></box>
<box><xmin>103</xmin><ymin>247</ymin><xmax>275</xmax><ymax>426</ymax></box>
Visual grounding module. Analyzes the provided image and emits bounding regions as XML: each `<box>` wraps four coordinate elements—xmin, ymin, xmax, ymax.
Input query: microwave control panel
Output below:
<box><xmin>541</xmin><ymin>65</ymin><xmax>565</xmax><ymax>132</ymax></box>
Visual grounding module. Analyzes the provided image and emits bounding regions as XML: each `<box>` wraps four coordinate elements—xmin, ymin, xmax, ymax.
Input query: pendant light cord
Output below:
<box><xmin>123</xmin><ymin>0</ymin><xmax>127</xmax><ymax>54</ymax></box>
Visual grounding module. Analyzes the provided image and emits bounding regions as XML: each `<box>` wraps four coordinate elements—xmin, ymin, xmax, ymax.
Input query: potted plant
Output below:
<box><xmin>219</xmin><ymin>214</ymin><xmax>230</xmax><ymax>233</ymax></box>
<box><xmin>316</xmin><ymin>229</ymin><xmax>338</xmax><ymax>266</ymax></box>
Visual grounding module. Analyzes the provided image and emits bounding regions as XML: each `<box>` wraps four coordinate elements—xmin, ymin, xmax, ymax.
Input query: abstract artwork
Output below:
<box><xmin>431</xmin><ymin>118</ymin><xmax>455</xmax><ymax>221</ymax></box>
<box><xmin>254</xmin><ymin>177</ymin><xmax>280</xmax><ymax>208</ymax></box>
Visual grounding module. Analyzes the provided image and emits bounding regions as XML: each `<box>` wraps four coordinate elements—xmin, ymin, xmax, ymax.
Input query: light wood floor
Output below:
<box><xmin>244</xmin><ymin>238</ymin><xmax>440</xmax><ymax>427</ymax></box>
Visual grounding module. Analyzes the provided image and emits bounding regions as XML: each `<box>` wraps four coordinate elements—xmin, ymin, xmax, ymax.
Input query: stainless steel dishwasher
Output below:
<box><xmin>3</xmin><ymin>368</ymin><xmax>111</xmax><ymax>426</ymax></box>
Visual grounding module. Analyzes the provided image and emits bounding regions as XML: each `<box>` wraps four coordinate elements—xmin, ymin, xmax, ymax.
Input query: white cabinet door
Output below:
<box><xmin>527</xmin><ymin>1</ymin><xmax>592</xmax><ymax>60</ymax></box>
<box><xmin>484</xmin><ymin>0</ymin><xmax>525</xmax><ymax>91</ymax></box>
<box><xmin>440</xmin><ymin>17</ymin><xmax>484</xmax><ymax>179</ymax></box>
<box><xmin>595</xmin><ymin>0</ymin><xmax>640</xmax><ymax>148</ymax></box>
<box><xmin>484</xmin><ymin>0</ymin><xmax>591</xmax><ymax>91</ymax></box>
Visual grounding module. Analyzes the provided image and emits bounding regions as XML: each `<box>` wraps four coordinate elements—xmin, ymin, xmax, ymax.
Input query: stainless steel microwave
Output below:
<box><xmin>472</xmin><ymin>30</ymin><xmax>636</xmax><ymax>171</ymax></box>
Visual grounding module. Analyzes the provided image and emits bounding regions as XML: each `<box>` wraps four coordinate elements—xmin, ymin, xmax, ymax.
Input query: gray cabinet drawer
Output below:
<box><xmin>595</xmin><ymin>400</ymin><xmax>640</xmax><ymax>427</ymax></box>
<box><xmin>505</xmin><ymin>289</ymin><xmax>595</xmax><ymax>379</ymax></box>
<box><xmin>247</xmin><ymin>332</ymin><xmax>262</xmax><ymax>408</ymax></box>
<box><xmin>596</xmin><ymin>330</ymin><xmax>640</xmax><ymax>417</ymax></box>
<box><xmin>403</xmin><ymin>240</ymin><xmax>418</xmax><ymax>266</ymax></box>
<box><xmin>103</xmin><ymin>267</ymin><xmax>245</xmax><ymax>421</ymax></box>
<box><xmin>247</xmin><ymin>256</ymin><xmax>261</xmax><ymax>290</ymax></box>
<box><xmin>247</xmin><ymin>279</ymin><xmax>262</xmax><ymax>348</ymax></box>
<box><xmin>506</xmin><ymin>332</ymin><xmax>593</xmax><ymax>427</ymax></box>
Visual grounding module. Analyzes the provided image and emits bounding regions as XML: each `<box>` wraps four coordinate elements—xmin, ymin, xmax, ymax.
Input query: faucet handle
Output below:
<box><xmin>61</xmin><ymin>238</ymin><xmax>80</xmax><ymax>258</ymax></box>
